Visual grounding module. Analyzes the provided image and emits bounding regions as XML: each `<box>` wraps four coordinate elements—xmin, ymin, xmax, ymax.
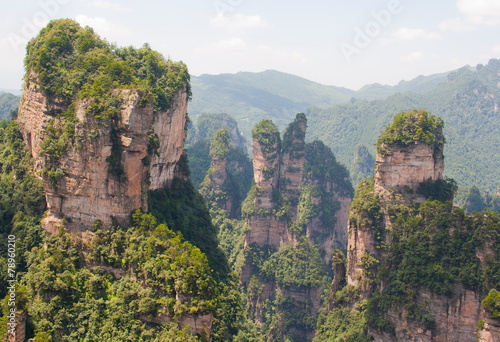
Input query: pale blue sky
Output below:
<box><xmin>1</xmin><ymin>0</ymin><xmax>499</xmax><ymax>91</ymax></box>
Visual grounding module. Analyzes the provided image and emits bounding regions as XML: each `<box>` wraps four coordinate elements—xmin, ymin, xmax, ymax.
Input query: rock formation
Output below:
<box><xmin>340</xmin><ymin>110</ymin><xmax>500</xmax><ymax>342</ymax></box>
<box><xmin>199</xmin><ymin>128</ymin><xmax>251</xmax><ymax>218</ymax></box>
<box><xmin>18</xmin><ymin>65</ymin><xmax>188</xmax><ymax>233</ymax></box>
<box><xmin>241</xmin><ymin>114</ymin><xmax>353</xmax><ymax>341</ymax></box>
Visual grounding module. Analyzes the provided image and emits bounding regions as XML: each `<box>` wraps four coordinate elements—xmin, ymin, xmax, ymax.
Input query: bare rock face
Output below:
<box><xmin>18</xmin><ymin>74</ymin><xmax>188</xmax><ymax>232</ymax></box>
<box><xmin>369</xmin><ymin>287</ymin><xmax>499</xmax><ymax>342</ymax></box>
<box><xmin>375</xmin><ymin>142</ymin><xmax>444</xmax><ymax>193</ymax></box>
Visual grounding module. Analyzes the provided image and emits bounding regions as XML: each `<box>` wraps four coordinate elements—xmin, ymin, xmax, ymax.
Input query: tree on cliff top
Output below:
<box><xmin>209</xmin><ymin>129</ymin><xmax>231</xmax><ymax>160</ymax></box>
<box><xmin>25</xmin><ymin>18</ymin><xmax>190</xmax><ymax>113</ymax></box>
<box><xmin>252</xmin><ymin>119</ymin><xmax>281</xmax><ymax>156</ymax></box>
<box><xmin>376</xmin><ymin>109</ymin><xmax>444</xmax><ymax>153</ymax></box>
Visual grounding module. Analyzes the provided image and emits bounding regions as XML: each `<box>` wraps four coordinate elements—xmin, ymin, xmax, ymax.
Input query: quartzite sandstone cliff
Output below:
<box><xmin>18</xmin><ymin>74</ymin><xmax>188</xmax><ymax>233</ymax></box>
<box><xmin>343</xmin><ymin>111</ymin><xmax>500</xmax><ymax>342</ymax></box>
<box><xmin>241</xmin><ymin>114</ymin><xmax>353</xmax><ymax>341</ymax></box>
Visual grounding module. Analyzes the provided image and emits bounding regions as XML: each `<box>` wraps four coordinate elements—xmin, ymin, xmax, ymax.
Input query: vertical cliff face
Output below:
<box><xmin>199</xmin><ymin>128</ymin><xmax>251</xmax><ymax>218</ymax></box>
<box><xmin>375</xmin><ymin>142</ymin><xmax>444</xmax><ymax>194</ymax></box>
<box><xmin>18</xmin><ymin>77</ymin><xmax>188</xmax><ymax>233</ymax></box>
<box><xmin>244</xmin><ymin>118</ymin><xmax>286</xmax><ymax>248</ymax></box>
<box><xmin>17</xmin><ymin>20</ymin><xmax>190</xmax><ymax>233</ymax></box>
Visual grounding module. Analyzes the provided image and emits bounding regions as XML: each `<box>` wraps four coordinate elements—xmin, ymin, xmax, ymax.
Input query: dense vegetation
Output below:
<box><xmin>186</xmin><ymin>113</ymin><xmax>249</xmax><ymax>188</ymax></box>
<box><xmin>315</xmin><ymin>112</ymin><xmax>500</xmax><ymax>340</ymax></box>
<box><xmin>376</xmin><ymin>109</ymin><xmax>444</xmax><ymax>153</ymax></box>
<box><xmin>25</xmin><ymin>19</ymin><xmax>190</xmax><ymax>112</ymax></box>
<box><xmin>0</xmin><ymin>121</ymin><xmax>46</xmax><ymax>298</ymax></box>
<box><xmin>2</xmin><ymin>212</ymin><xmax>233</xmax><ymax>341</ymax></box>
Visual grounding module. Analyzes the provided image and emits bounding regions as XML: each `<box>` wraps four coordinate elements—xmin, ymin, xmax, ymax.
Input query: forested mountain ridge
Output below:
<box><xmin>0</xmin><ymin>93</ymin><xmax>19</xmax><ymax>120</ymax></box>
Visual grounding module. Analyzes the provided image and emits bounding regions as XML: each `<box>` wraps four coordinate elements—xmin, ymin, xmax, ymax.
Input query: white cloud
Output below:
<box><xmin>393</xmin><ymin>27</ymin><xmax>440</xmax><ymax>40</ymax></box>
<box><xmin>439</xmin><ymin>17</ymin><xmax>477</xmax><ymax>32</ymax></box>
<box><xmin>457</xmin><ymin>0</ymin><xmax>500</xmax><ymax>17</ymax></box>
<box><xmin>209</xmin><ymin>13</ymin><xmax>269</xmax><ymax>29</ymax></box>
<box><xmin>86</xmin><ymin>0</ymin><xmax>132</xmax><ymax>12</ymax></box>
<box><xmin>492</xmin><ymin>45</ymin><xmax>500</xmax><ymax>54</ymax></box>
<box><xmin>401</xmin><ymin>51</ymin><xmax>424</xmax><ymax>63</ymax></box>
<box><xmin>379</xmin><ymin>27</ymin><xmax>441</xmax><ymax>45</ymax></box>
<box><xmin>195</xmin><ymin>37</ymin><xmax>247</xmax><ymax>53</ymax></box>
<box><xmin>75</xmin><ymin>15</ymin><xmax>131</xmax><ymax>36</ymax></box>
<box><xmin>440</xmin><ymin>0</ymin><xmax>500</xmax><ymax>32</ymax></box>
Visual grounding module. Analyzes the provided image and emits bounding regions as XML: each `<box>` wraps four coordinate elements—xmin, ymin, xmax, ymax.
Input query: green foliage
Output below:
<box><xmin>282</xmin><ymin>113</ymin><xmax>306</xmax><ymax>155</ymax></box>
<box><xmin>148</xmin><ymin>176</ymin><xmax>229</xmax><ymax>280</ymax></box>
<box><xmin>187</xmin><ymin>113</ymin><xmax>247</xmax><ymax>152</ymax></box>
<box><xmin>252</xmin><ymin>119</ymin><xmax>281</xmax><ymax>157</ymax></box>
<box><xmin>482</xmin><ymin>289</ymin><xmax>500</xmax><ymax>318</ymax></box>
<box><xmin>209</xmin><ymin>129</ymin><xmax>230</xmax><ymax>159</ymax></box>
<box><xmin>147</xmin><ymin>127</ymin><xmax>160</xmax><ymax>156</ymax></box>
<box><xmin>349</xmin><ymin>179</ymin><xmax>382</xmax><ymax>231</ymax></box>
<box><xmin>313</xmin><ymin>308</ymin><xmax>370</xmax><ymax>342</ymax></box>
<box><xmin>105</xmin><ymin>126</ymin><xmax>125</xmax><ymax>178</ymax></box>
<box><xmin>416</xmin><ymin>177</ymin><xmax>457</xmax><ymax>202</ymax></box>
<box><xmin>25</xmin><ymin>19</ymin><xmax>190</xmax><ymax>112</ymax></box>
<box><xmin>352</xmin><ymin>143</ymin><xmax>375</xmax><ymax>185</ymax></box>
<box><xmin>377</xmin><ymin>109</ymin><xmax>444</xmax><ymax>154</ymax></box>
<box><xmin>304</xmin><ymin>140</ymin><xmax>353</xmax><ymax>198</ymax></box>
<box><xmin>261</xmin><ymin>238</ymin><xmax>325</xmax><ymax>288</ymax></box>
<box><xmin>461</xmin><ymin>185</ymin><xmax>500</xmax><ymax>214</ymax></box>
<box><xmin>22</xmin><ymin>216</ymin><xmax>217</xmax><ymax>341</ymax></box>
<box><xmin>241</xmin><ymin>184</ymin><xmax>271</xmax><ymax>218</ymax></box>
<box><xmin>186</xmin><ymin>141</ymin><xmax>211</xmax><ymax>188</ymax></box>
<box><xmin>0</xmin><ymin>121</ymin><xmax>46</xmax><ymax>297</ymax></box>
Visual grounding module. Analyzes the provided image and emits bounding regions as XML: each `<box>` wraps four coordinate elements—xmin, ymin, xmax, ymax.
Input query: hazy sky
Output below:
<box><xmin>1</xmin><ymin>0</ymin><xmax>500</xmax><ymax>91</ymax></box>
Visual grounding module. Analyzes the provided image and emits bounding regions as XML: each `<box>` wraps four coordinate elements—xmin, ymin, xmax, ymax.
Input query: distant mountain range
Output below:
<box><xmin>189</xmin><ymin>68</ymin><xmax>453</xmax><ymax>139</ymax></box>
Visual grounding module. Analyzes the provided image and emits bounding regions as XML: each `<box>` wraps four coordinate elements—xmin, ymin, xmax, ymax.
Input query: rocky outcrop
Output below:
<box><xmin>375</xmin><ymin>142</ymin><xmax>443</xmax><ymax>195</ymax></box>
<box><xmin>341</xmin><ymin>111</ymin><xmax>500</xmax><ymax>342</ymax></box>
<box><xmin>242</xmin><ymin>115</ymin><xmax>353</xmax><ymax>342</ymax></box>
<box><xmin>18</xmin><ymin>74</ymin><xmax>188</xmax><ymax>233</ymax></box>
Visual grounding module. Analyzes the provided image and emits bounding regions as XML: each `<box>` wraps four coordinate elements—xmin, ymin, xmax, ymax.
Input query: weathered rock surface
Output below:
<box><xmin>375</xmin><ymin>142</ymin><xmax>444</xmax><ymax>193</ymax></box>
<box><xmin>18</xmin><ymin>74</ymin><xmax>188</xmax><ymax>232</ymax></box>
